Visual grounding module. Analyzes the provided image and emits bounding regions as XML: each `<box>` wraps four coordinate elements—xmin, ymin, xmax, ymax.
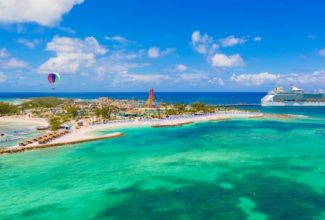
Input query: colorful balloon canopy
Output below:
<box><xmin>47</xmin><ymin>72</ymin><xmax>61</xmax><ymax>89</ymax></box>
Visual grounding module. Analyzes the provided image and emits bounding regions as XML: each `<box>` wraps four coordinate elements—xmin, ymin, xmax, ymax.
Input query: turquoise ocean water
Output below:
<box><xmin>0</xmin><ymin>93</ymin><xmax>325</xmax><ymax>219</ymax></box>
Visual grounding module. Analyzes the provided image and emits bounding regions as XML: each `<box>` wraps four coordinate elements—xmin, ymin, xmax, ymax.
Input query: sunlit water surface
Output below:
<box><xmin>1</xmin><ymin>109</ymin><xmax>325</xmax><ymax>219</ymax></box>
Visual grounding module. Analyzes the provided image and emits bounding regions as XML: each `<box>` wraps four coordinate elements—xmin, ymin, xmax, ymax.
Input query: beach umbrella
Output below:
<box><xmin>48</xmin><ymin>72</ymin><xmax>61</xmax><ymax>90</ymax></box>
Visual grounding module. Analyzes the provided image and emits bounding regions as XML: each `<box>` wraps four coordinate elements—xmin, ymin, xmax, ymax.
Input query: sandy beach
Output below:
<box><xmin>0</xmin><ymin>111</ymin><xmax>264</xmax><ymax>154</ymax></box>
<box><xmin>0</xmin><ymin>116</ymin><xmax>49</xmax><ymax>126</ymax></box>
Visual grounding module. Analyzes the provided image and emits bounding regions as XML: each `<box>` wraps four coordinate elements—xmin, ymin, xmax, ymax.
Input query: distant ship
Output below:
<box><xmin>261</xmin><ymin>86</ymin><xmax>325</xmax><ymax>106</ymax></box>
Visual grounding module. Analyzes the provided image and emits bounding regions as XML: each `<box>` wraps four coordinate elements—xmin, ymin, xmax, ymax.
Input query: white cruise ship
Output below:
<box><xmin>261</xmin><ymin>86</ymin><xmax>325</xmax><ymax>106</ymax></box>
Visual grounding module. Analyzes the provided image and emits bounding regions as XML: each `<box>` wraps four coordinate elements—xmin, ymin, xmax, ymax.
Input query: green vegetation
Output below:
<box><xmin>20</xmin><ymin>97</ymin><xmax>63</xmax><ymax>110</ymax></box>
<box><xmin>93</xmin><ymin>106</ymin><xmax>117</xmax><ymax>119</ymax></box>
<box><xmin>1</xmin><ymin>96</ymin><xmax>259</xmax><ymax>124</ymax></box>
<box><xmin>0</xmin><ymin>102</ymin><xmax>18</xmax><ymax>115</ymax></box>
<box><xmin>101</xmin><ymin>106</ymin><xmax>115</xmax><ymax>119</ymax></box>
<box><xmin>165</xmin><ymin>102</ymin><xmax>220</xmax><ymax>116</ymax></box>
<box><xmin>93</xmin><ymin>107</ymin><xmax>102</xmax><ymax>118</ymax></box>
<box><xmin>66</xmin><ymin>105</ymin><xmax>80</xmax><ymax>119</ymax></box>
<box><xmin>174</xmin><ymin>103</ymin><xmax>186</xmax><ymax>114</ymax></box>
<box><xmin>190</xmin><ymin>102</ymin><xmax>215</xmax><ymax>113</ymax></box>
<box><xmin>49</xmin><ymin>117</ymin><xmax>61</xmax><ymax>131</ymax></box>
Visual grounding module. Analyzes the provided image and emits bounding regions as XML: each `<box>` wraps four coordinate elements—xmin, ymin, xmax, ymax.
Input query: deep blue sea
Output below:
<box><xmin>0</xmin><ymin>92</ymin><xmax>264</xmax><ymax>104</ymax></box>
<box><xmin>1</xmin><ymin>92</ymin><xmax>325</xmax><ymax>117</ymax></box>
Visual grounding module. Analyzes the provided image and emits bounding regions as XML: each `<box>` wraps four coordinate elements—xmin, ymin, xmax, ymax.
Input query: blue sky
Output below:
<box><xmin>0</xmin><ymin>0</ymin><xmax>324</xmax><ymax>92</ymax></box>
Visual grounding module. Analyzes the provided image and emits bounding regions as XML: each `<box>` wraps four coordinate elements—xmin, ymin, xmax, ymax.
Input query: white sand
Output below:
<box><xmin>33</xmin><ymin>111</ymin><xmax>265</xmax><ymax>146</ymax></box>
<box><xmin>1</xmin><ymin>111</ymin><xmax>263</xmax><ymax>154</ymax></box>
<box><xmin>0</xmin><ymin>116</ymin><xmax>49</xmax><ymax>126</ymax></box>
<box><xmin>56</xmin><ymin>111</ymin><xmax>263</xmax><ymax>140</ymax></box>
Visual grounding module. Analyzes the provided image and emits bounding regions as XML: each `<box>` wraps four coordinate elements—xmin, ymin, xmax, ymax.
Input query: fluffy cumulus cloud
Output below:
<box><xmin>191</xmin><ymin>31</ymin><xmax>246</xmax><ymax>68</ymax></box>
<box><xmin>0</xmin><ymin>48</ymin><xmax>29</xmax><ymax>69</ymax></box>
<box><xmin>191</xmin><ymin>30</ymin><xmax>218</xmax><ymax>54</ymax></box>
<box><xmin>147</xmin><ymin>47</ymin><xmax>175</xmax><ymax>59</ymax></box>
<box><xmin>0</xmin><ymin>72</ymin><xmax>7</xmax><ymax>83</ymax></box>
<box><xmin>231</xmin><ymin>72</ymin><xmax>279</xmax><ymax>85</ymax></box>
<box><xmin>0</xmin><ymin>0</ymin><xmax>84</xmax><ymax>26</ymax></box>
<box><xmin>220</xmin><ymin>35</ymin><xmax>246</xmax><ymax>47</ymax></box>
<box><xmin>211</xmin><ymin>53</ymin><xmax>244</xmax><ymax>67</ymax></box>
<box><xmin>39</xmin><ymin>36</ymin><xmax>107</xmax><ymax>74</ymax></box>
<box><xmin>319</xmin><ymin>48</ymin><xmax>325</xmax><ymax>56</ymax></box>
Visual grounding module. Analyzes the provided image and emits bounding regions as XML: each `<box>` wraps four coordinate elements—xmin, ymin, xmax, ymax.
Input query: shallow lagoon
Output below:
<box><xmin>0</xmin><ymin>121</ymin><xmax>40</xmax><ymax>147</ymax></box>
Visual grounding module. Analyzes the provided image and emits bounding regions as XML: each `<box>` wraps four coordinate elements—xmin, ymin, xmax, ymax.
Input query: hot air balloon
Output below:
<box><xmin>48</xmin><ymin>72</ymin><xmax>61</xmax><ymax>90</ymax></box>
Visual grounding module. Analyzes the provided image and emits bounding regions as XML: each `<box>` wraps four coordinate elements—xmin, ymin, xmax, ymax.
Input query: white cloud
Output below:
<box><xmin>147</xmin><ymin>47</ymin><xmax>160</xmax><ymax>58</ymax></box>
<box><xmin>191</xmin><ymin>31</ymin><xmax>247</xmax><ymax>69</ymax></box>
<box><xmin>230</xmin><ymin>70</ymin><xmax>325</xmax><ymax>87</ymax></box>
<box><xmin>319</xmin><ymin>48</ymin><xmax>325</xmax><ymax>56</ymax></box>
<box><xmin>39</xmin><ymin>36</ymin><xmax>107</xmax><ymax>74</ymax></box>
<box><xmin>211</xmin><ymin>53</ymin><xmax>244</xmax><ymax>67</ymax></box>
<box><xmin>254</xmin><ymin>36</ymin><xmax>262</xmax><ymax>42</ymax></box>
<box><xmin>175</xmin><ymin>64</ymin><xmax>187</xmax><ymax>72</ymax></box>
<box><xmin>113</xmin><ymin>71</ymin><xmax>170</xmax><ymax>84</ymax></box>
<box><xmin>177</xmin><ymin>73</ymin><xmax>208</xmax><ymax>82</ymax></box>
<box><xmin>279</xmin><ymin>70</ymin><xmax>325</xmax><ymax>85</ymax></box>
<box><xmin>231</xmin><ymin>72</ymin><xmax>279</xmax><ymax>85</ymax></box>
<box><xmin>1</xmin><ymin>58</ymin><xmax>28</xmax><ymax>69</ymax></box>
<box><xmin>95</xmin><ymin>60</ymin><xmax>147</xmax><ymax>78</ymax></box>
<box><xmin>0</xmin><ymin>48</ymin><xmax>28</xmax><ymax>69</ymax></box>
<box><xmin>0</xmin><ymin>0</ymin><xmax>84</xmax><ymax>26</ymax></box>
<box><xmin>208</xmin><ymin>77</ymin><xmax>224</xmax><ymax>86</ymax></box>
<box><xmin>191</xmin><ymin>30</ymin><xmax>217</xmax><ymax>54</ymax></box>
<box><xmin>104</xmin><ymin>35</ymin><xmax>130</xmax><ymax>45</ymax></box>
<box><xmin>220</xmin><ymin>35</ymin><xmax>246</xmax><ymax>47</ymax></box>
<box><xmin>109</xmin><ymin>50</ymin><xmax>145</xmax><ymax>61</ymax></box>
<box><xmin>0</xmin><ymin>49</ymin><xmax>9</xmax><ymax>58</ymax></box>
<box><xmin>0</xmin><ymin>72</ymin><xmax>7</xmax><ymax>83</ymax></box>
<box><xmin>17</xmin><ymin>38</ymin><xmax>41</xmax><ymax>48</ymax></box>
<box><xmin>147</xmin><ymin>47</ymin><xmax>175</xmax><ymax>59</ymax></box>
<box><xmin>79</xmin><ymin>48</ymin><xmax>149</xmax><ymax>80</ymax></box>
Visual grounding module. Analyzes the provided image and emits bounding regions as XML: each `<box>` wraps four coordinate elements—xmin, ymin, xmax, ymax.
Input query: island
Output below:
<box><xmin>0</xmin><ymin>90</ymin><xmax>278</xmax><ymax>154</ymax></box>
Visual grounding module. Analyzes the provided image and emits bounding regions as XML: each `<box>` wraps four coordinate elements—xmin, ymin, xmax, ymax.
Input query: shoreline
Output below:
<box><xmin>0</xmin><ymin>111</ymin><xmax>264</xmax><ymax>155</ymax></box>
<box><xmin>0</xmin><ymin>132</ymin><xmax>123</xmax><ymax>154</ymax></box>
<box><xmin>0</xmin><ymin>111</ymin><xmax>306</xmax><ymax>155</ymax></box>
